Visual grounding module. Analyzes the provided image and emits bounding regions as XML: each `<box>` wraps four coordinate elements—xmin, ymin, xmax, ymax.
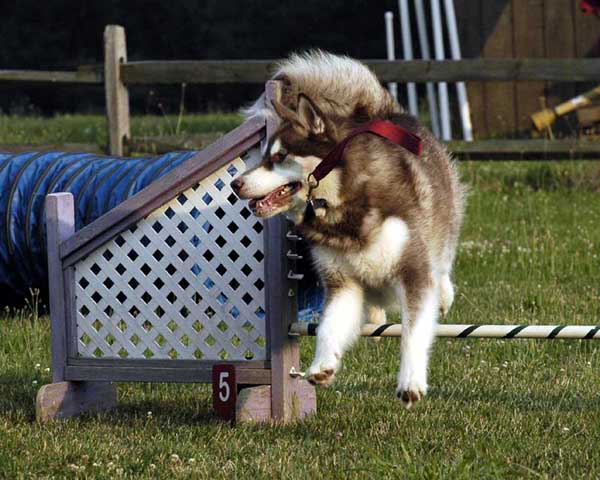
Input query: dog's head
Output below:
<box><xmin>231</xmin><ymin>94</ymin><xmax>339</xmax><ymax>223</ymax></box>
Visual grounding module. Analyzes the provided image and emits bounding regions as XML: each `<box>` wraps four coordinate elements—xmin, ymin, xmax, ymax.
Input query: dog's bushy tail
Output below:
<box><xmin>242</xmin><ymin>50</ymin><xmax>400</xmax><ymax>120</ymax></box>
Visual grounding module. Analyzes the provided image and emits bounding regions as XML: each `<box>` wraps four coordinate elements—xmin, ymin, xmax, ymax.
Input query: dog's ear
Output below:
<box><xmin>297</xmin><ymin>94</ymin><xmax>326</xmax><ymax>136</ymax></box>
<box><xmin>271</xmin><ymin>99</ymin><xmax>303</xmax><ymax>127</ymax></box>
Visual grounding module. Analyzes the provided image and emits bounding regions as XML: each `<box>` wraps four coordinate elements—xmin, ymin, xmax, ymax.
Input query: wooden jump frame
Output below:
<box><xmin>37</xmin><ymin>80</ymin><xmax>316</xmax><ymax>423</ymax></box>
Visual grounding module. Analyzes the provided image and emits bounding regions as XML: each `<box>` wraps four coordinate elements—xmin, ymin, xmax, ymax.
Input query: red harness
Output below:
<box><xmin>304</xmin><ymin>119</ymin><xmax>423</xmax><ymax>221</ymax></box>
<box><xmin>308</xmin><ymin>119</ymin><xmax>423</xmax><ymax>185</ymax></box>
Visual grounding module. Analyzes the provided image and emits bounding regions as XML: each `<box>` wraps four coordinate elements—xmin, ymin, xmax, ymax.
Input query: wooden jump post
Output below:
<box><xmin>37</xmin><ymin>80</ymin><xmax>316</xmax><ymax>424</ymax></box>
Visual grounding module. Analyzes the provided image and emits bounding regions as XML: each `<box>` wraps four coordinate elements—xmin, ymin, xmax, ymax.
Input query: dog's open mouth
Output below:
<box><xmin>248</xmin><ymin>182</ymin><xmax>302</xmax><ymax>216</ymax></box>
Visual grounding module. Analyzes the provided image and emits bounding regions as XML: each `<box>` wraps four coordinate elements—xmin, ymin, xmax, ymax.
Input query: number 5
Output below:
<box><xmin>219</xmin><ymin>372</ymin><xmax>230</xmax><ymax>402</ymax></box>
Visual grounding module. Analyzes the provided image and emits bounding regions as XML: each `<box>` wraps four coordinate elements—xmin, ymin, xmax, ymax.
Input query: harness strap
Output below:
<box><xmin>310</xmin><ymin>120</ymin><xmax>423</xmax><ymax>184</ymax></box>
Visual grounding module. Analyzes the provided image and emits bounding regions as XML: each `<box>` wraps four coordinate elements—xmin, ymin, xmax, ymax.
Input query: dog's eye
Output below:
<box><xmin>270</xmin><ymin>153</ymin><xmax>285</xmax><ymax>163</ymax></box>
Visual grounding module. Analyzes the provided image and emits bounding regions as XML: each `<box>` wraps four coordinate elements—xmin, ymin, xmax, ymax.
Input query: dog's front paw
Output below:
<box><xmin>396</xmin><ymin>377</ymin><xmax>427</xmax><ymax>409</ymax></box>
<box><xmin>306</xmin><ymin>363</ymin><xmax>337</xmax><ymax>386</ymax></box>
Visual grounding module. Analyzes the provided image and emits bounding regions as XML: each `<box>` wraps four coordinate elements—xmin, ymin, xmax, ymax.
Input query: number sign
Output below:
<box><xmin>212</xmin><ymin>364</ymin><xmax>236</xmax><ymax>421</ymax></box>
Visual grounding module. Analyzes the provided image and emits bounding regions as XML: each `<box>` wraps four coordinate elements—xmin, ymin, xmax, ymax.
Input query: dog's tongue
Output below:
<box><xmin>249</xmin><ymin>183</ymin><xmax>300</xmax><ymax>213</ymax></box>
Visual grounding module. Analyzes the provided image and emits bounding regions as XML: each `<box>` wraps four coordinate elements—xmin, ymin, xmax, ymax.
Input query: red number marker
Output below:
<box><xmin>212</xmin><ymin>364</ymin><xmax>236</xmax><ymax>421</ymax></box>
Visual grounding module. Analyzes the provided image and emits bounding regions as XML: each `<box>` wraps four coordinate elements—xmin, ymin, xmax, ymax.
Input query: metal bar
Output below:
<box><xmin>431</xmin><ymin>0</ymin><xmax>452</xmax><ymax>140</ymax></box>
<box><xmin>398</xmin><ymin>0</ymin><xmax>418</xmax><ymax>116</ymax></box>
<box><xmin>443</xmin><ymin>0</ymin><xmax>473</xmax><ymax>141</ymax></box>
<box><xmin>415</xmin><ymin>0</ymin><xmax>441</xmax><ymax>137</ymax></box>
<box><xmin>384</xmin><ymin>11</ymin><xmax>398</xmax><ymax>102</ymax></box>
<box><xmin>290</xmin><ymin>323</ymin><xmax>600</xmax><ymax>339</ymax></box>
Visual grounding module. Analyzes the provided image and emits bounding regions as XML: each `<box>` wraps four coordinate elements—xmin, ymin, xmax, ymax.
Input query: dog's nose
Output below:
<box><xmin>230</xmin><ymin>178</ymin><xmax>244</xmax><ymax>194</ymax></box>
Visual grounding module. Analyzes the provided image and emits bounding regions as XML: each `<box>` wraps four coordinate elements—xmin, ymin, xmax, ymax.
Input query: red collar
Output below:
<box><xmin>309</xmin><ymin>120</ymin><xmax>423</xmax><ymax>185</ymax></box>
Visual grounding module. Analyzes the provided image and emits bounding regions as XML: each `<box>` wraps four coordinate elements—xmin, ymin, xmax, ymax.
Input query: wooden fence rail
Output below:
<box><xmin>2</xmin><ymin>58</ymin><xmax>599</xmax><ymax>86</ymax></box>
<box><xmin>0</xmin><ymin>68</ymin><xmax>101</xmax><ymax>84</ymax></box>
<box><xmin>121</xmin><ymin>58</ymin><xmax>600</xmax><ymax>84</ymax></box>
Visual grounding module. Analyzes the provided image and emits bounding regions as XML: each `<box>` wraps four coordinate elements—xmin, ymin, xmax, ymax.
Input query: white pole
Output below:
<box><xmin>414</xmin><ymin>0</ymin><xmax>441</xmax><ymax>137</ymax></box>
<box><xmin>290</xmin><ymin>323</ymin><xmax>600</xmax><ymax>340</ymax></box>
<box><xmin>430</xmin><ymin>0</ymin><xmax>452</xmax><ymax>140</ymax></box>
<box><xmin>384</xmin><ymin>12</ymin><xmax>398</xmax><ymax>102</ymax></box>
<box><xmin>398</xmin><ymin>0</ymin><xmax>418</xmax><ymax>116</ymax></box>
<box><xmin>443</xmin><ymin>0</ymin><xmax>473</xmax><ymax>141</ymax></box>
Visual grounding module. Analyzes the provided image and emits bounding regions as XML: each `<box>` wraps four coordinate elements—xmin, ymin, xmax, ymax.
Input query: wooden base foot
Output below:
<box><xmin>36</xmin><ymin>381</ymin><xmax>117</xmax><ymax>423</ymax></box>
<box><xmin>236</xmin><ymin>381</ymin><xmax>316</xmax><ymax>423</ymax></box>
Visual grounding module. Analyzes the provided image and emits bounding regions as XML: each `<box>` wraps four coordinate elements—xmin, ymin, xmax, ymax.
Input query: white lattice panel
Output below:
<box><xmin>74</xmin><ymin>158</ymin><xmax>267</xmax><ymax>361</ymax></box>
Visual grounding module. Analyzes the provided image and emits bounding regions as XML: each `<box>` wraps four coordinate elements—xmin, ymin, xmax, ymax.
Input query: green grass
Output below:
<box><xmin>1</xmin><ymin>116</ymin><xmax>600</xmax><ymax>478</ymax></box>
<box><xmin>0</xmin><ymin>113</ymin><xmax>243</xmax><ymax>146</ymax></box>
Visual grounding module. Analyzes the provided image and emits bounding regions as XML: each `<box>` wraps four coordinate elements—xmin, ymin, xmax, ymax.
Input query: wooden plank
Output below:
<box><xmin>263</xmin><ymin>81</ymin><xmax>316</xmax><ymax>423</ymax></box>
<box><xmin>575</xmin><ymin>4</ymin><xmax>600</xmax><ymax>59</ymax></box>
<box><xmin>577</xmin><ymin>105</ymin><xmax>600</xmax><ymax>126</ymax></box>
<box><xmin>448</xmin><ymin>139</ymin><xmax>600</xmax><ymax>159</ymax></box>
<box><xmin>574</xmin><ymin>2</ymin><xmax>600</xmax><ymax>95</ymax></box>
<box><xmin>64</xmin><ymin>365</ymin><xmax>271</xmax><ymax>384</ymax></box>
<box><xmin>46</xmin><ymin>193</ymin><xmax>75</xmax><ymax>382</ymax></box>
<box><xmin>122</xmin><ymin>60</ymin><xmax>276</xmax><ymax>84</ymax></box>
<box><xmin>36</xmin><ymin>381</ymin><xmax>117</xmax><ymax>423</ymax></box>
<box><xmin>67</xmin><ymin>357</ymin><xmax>269</xmax><ymax>369</ymax></box>
<box><xmin>454</xmin><ymin>0</ymin><xmax>486</xmax><ymax>138</ymax></box>
<box><xmin>104</xmin><ymin>25</ymin><xmax>131</xmax><ymax>156</ymax></box>
<box><xmin>236</xmin><ymin>385</ymin><xmax>272</xmax><ymax>423</ymax></box>
<box><xmin>481</xmin><ymin>1</ymin><xmax>516</xmax><ymax>136</ymax></box>
<box><xmin>544</xmin><ymin>1</ymin><xmax>576</xmax><ymax>111</ymax></box>
<box><xmin>60</xmin><ymin>116</ymin><xmax>265</xmax><ymax>266</ymax></box>
<box><xmin>236</xmin><ymin>382</ymin><xmax>316</xmax><ymax>423</ymax></box>
<box><xmin>120</xmin><ymin>59</ymin><xmax>600</xmax><ymax>84</ymax></box>
<box><xmin>0</xmin><ymin>69</ymin><xmax>101</xmax><ymax>84</ymax></box>
<box><xmin>513</xmin><ymin>0</ymin><xmax>546</xmax><ymax>134</ymax></box>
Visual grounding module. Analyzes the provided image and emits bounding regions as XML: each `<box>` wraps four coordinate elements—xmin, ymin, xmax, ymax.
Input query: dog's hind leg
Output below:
<box><xmin>395</xmin><ymin>266</ymin><xmax>439</xmax><ymax>408</ymax></box>
<box><xmin>306</xmin><ymin>280</ymin><xmax>364</xmax><ymax>386</ymax></box>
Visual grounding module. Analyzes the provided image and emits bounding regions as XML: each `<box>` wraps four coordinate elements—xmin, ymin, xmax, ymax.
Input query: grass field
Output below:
<box><xmin>1</xmin><ymin>116</ymin><xmax>600</xmax><ymax>478</ymax></box>
<box><xmin>0</xmin><ymin>114</ymin><xmax>242</xmax><ymax>146</ymax></box>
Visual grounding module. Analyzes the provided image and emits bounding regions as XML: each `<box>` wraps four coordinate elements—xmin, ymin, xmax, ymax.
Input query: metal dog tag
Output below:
<box><xmin>304</xmin><ymin>198</ymin><xmax>327</xmax><ymax>223</ymax></box>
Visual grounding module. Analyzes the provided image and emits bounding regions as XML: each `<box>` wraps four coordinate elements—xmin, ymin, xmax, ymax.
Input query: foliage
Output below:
<box><xmin>0</xmin><ymin>0</ymin><xmax>402</xmax><ymax>114</ymax></box>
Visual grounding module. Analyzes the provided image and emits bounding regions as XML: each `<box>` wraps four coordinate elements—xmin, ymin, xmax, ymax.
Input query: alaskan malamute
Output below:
<box><xmin>231</xmin><ymin>51</ymin><xmax>465</xmax><ymax>407</ymax></box>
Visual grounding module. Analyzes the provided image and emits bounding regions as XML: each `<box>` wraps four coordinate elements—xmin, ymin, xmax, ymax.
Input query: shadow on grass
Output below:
<box><xmin>0</xmin><ymin>371</ymin><xmax>39</xmax><ymax>420</ymax></box>
<box><xmin>0</xmin><ymin>371</ymin><xmax>222</xmax><ymax>426</ymax></box>
<box><xmin>431</xmin><ymin>385</ymin><xmax>600</xmax><ymax>413</ymax></box>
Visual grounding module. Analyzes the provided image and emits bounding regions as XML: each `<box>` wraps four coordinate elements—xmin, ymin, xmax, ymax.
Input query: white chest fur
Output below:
<box><xmin>313</xmin><ymin>217</ymin><xmax>409</xmax><ymax>286</ymax></box>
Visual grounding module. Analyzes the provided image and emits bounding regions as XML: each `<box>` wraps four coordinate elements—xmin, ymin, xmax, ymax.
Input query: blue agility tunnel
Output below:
<box><xmin>0</xmin><ymin>150</ymin><xmax>324</xmax><ymax>315</ymax></box>
<box><xmin>0</xmin><ymin>150</ymin><xmax>198</xmax><ymax>298</ymax></box>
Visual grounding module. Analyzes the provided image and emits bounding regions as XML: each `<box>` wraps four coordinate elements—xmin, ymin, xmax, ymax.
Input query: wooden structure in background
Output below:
<box><xmin>455</xmin><ymin>0</ymin><xmax>600</xmax><ymax>137</ymax></box>
<box><xmin>1</xmin><ymin>18</ymin><xmax>599</xmax><ymax>149</ymax></box>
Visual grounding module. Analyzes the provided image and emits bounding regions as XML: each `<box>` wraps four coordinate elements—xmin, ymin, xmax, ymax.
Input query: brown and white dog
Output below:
<box><xmin>231</xmin><ymin>51</ymin><xmax>465</xmax><ymax>407</ymax></box>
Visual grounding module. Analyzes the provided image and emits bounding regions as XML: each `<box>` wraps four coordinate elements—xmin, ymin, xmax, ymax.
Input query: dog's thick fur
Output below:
<box><xmin>234</xmin><ymin>51</ymin><xmax>465</xmax><ymax>406</ymax></box>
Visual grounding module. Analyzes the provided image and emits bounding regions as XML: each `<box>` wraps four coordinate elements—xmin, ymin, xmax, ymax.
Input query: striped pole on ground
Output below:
<box><xmin>289</xmin><ymin>323</ymin><xmax>600</xmax><ymax>340</ymax></box>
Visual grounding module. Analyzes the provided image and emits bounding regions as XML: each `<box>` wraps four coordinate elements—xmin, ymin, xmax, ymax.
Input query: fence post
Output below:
<box><xmin>104</xmin><ymin>25</ymin><xmax>131</xmax><ymax>156</ymax></box>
